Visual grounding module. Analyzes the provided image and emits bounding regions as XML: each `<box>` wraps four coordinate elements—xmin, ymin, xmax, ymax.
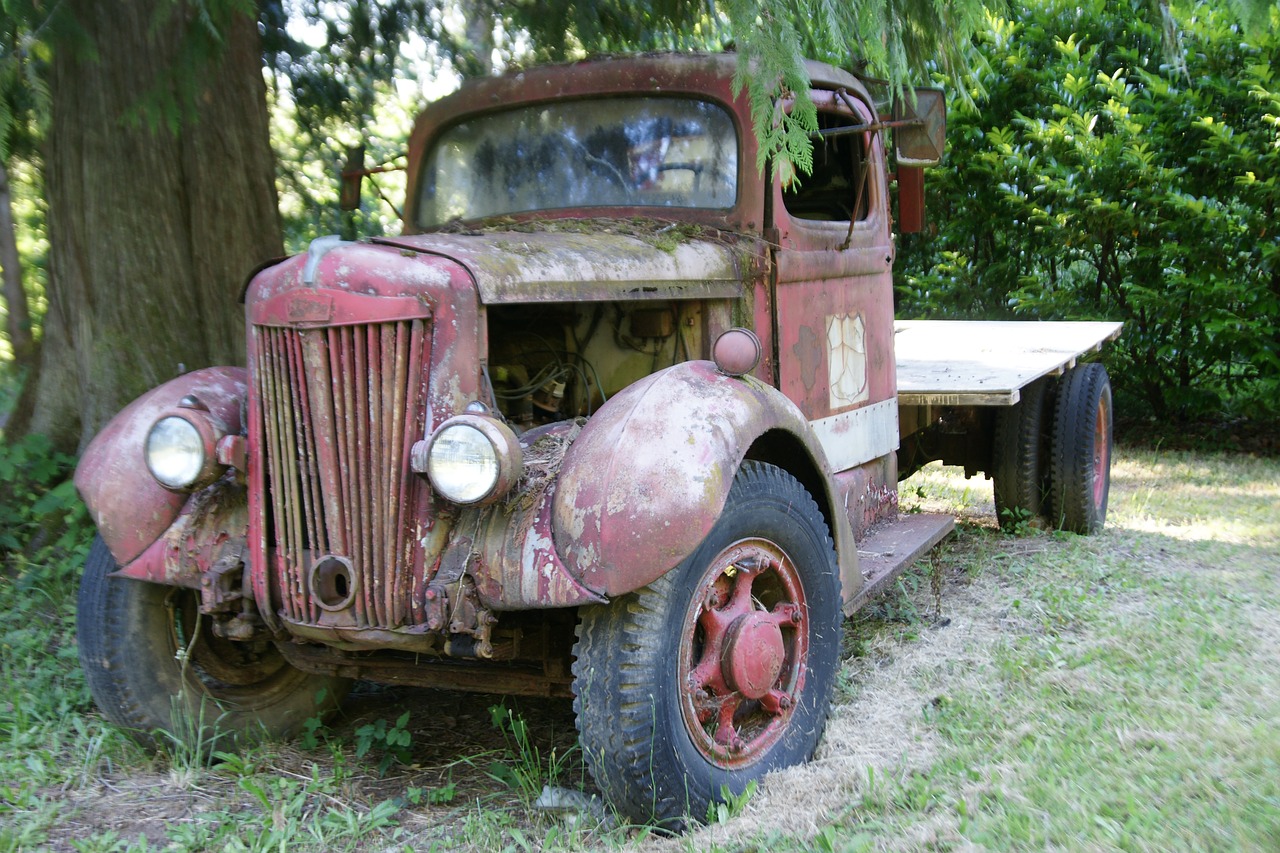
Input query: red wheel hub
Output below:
<box><xmin>678</xmin><ymin>540</ymin><xmax>808</xmax><ymax>768</ymax></box>
<box><xmin>1092</xmin><ymin>398</ymin><xmax>1109</xmax><ymax>507</ymax></box>
<box><xmin>722</xmin><ymin>612</ymin><xmax>785</xmax><ymax>699</ymax></box>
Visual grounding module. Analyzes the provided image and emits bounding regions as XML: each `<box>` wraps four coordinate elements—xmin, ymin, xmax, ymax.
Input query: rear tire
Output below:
<box><xmin>992</xmin><ymin>377</ymin><xmax>1054</xmax><ymax>530</ymax></box>
<box><xmin>573</xmin><ymin>462</ymin><xmax>842</xmax><ymax>830</ymax></box>
<box><xmin>77</xmin><ymin>536</ymin><xmax>348</xmax><ymax>751</ymax></box>
<box><xmin>1049</xmin><ymin>364</ymin><xmax>1113</xmax><ymax>534</ymax></box>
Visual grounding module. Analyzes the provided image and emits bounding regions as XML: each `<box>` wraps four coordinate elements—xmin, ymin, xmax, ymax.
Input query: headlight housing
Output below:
<box><xmin>145</xmin><ymin>413</ymin><xmax>224</xmax><ymax>491</ymax></box>
<box><xmin>417</xmin><ymin>414</ymin><xmax>522</xmax><ymax>505</ymax></box>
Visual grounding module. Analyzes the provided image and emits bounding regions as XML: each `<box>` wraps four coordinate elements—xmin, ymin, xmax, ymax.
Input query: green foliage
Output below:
<box><xmin>179</xmin><ymin>773</ymin><xmax>403</xmax><ymax>850</ymax></box>
<box><xmin>0</xmin><ymin>433</ymin><xmax>89</xmax><ymax>562</ymax></box>
<box><xmin>0</xmin><ymin>435</ymin><xmax>98</xmax><ymax>848</ymax></box>
<box><xmin>0</xmin><ymin>488</ymin><xmax>105</xmax><ymax>848</ymax></box>
<box><xmin>406</xmin><ymin>780</ymin><xmax>459</xmax><ymax>806</ymax></box>
<box><xmin>486</xmin><ymin>703</ymin><xmax>578</xmax><ymax>806</ymax></box>
<box><xmin>504</xmin><ymin>0</ymin><xmax>990</xmax><ymax>179</ymax></box>
<box><xmin>354</xmin><ymin>709</ymin><xmax>413</xmax><ymax>775</ymax></box>
<box><xmin>724</xmin><ymin>0</ymin><xmax>991</xmax><ymax>176</ymax></box>
<box><xmin>0</xmin><ymin>0</ymin><xmax>82</xmax><ymax>160</ymax></box>
<box><xmin>897</xmin><ymin>0</ymin><xmax>1280</xmax><ymax>420</ymax></box>
<box><xmin>706</xmin><ymin>780</ymin><xmax>757</xmax><ymax>824</ymax></box>
<box><xmin>999</xmin><ymin>504</ymin><xmax>1037</xmax><ymax>536</ymax></box>
<box><xmin>266</xmin><ymin>0</ymin><xmax>993</xmax><ymax>223</ymax></box>
<box><xmin>157</xmin><ymin>693</ymin><xmax>231</xmax><ymax>781</ymax></box>
<box><xmin>262</xmin><ymin>1</ymin><xmax>432</xmax><ymax>245</ymax></box>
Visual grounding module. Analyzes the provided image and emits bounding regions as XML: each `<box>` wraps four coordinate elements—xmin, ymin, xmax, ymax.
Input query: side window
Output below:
<box><xmin>782</xmin><ymin>111</ymin><xmax>871</xmax><ymax>223</ymax></box>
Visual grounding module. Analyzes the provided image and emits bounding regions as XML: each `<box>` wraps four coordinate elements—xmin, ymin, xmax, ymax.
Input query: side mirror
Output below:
<box><xmin>893</xmin><ymin>88</ymin><xmax>946</xmax><ymax>167</ymax></box>
<box><xmin>339</xmin><ymin>145</ymin><xmax>365</xmax><ymax>211</ymax></box>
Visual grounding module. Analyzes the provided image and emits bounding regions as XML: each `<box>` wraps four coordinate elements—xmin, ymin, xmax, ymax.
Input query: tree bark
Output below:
<box><xmin>0</xmin><ymin>159</ymin><xmax>35</xmax><ymax>365</ymax></box>
<box><xmin>25</xmin><ymin>0</ymin><xmax>282</xmax><ymax>452</ymax></box>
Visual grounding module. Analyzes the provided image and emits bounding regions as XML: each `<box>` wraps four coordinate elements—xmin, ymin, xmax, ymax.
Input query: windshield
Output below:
<box><xmin>416</xmin><ymin>97</ymin><xmax>739</xmax><ymax>227</ymax></box>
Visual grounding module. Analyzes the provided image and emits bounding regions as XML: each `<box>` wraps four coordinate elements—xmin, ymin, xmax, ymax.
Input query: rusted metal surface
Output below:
<box><xmin>254</xmin><ymin>288</ymin><xmax>433</xmax><ymax>327</ymax></box>
<box><xmin>832</xmin><ymin>454</ymin><xmax>898</xmax><ymax>541</ymax></box>
<box><xmin>253</xmin><ymin>320</ymin><xmax>427</xmax><ymax>630</ymax></box>
<box><xmin>75</xmin><ymin>367</ymin><xmax>248</xmax><ymax>566</ymax></box>
<box><xmin>772</xmin><ymin>87</ymin><xmax>897</xmax><ymax>429</ymax></box>
<box><xmin>678</xmin><ymin>546</ymin><xmax>807</xmax><ymax>766</ymax></box>
<box><xmin>892</xmin><ymin>88</ymin><xmax>947</xmax><ymax>167</ymax></box>
<box><xmin>82</xmin><ymin>55</ymin><xmax>884</xmax><ymax>641</ymax></box>
<box><xmin>373</xmin><ymin>230</ymin><xmax>752</xmax><ymax>305</ymax></box>
<box><xmin>848</xmin><ymin>512</ymin><xmax>955</xmax><ymax>616</ymax></box>
<box><xmin>244</xmin><ymin>241</ymin><xmax>466</xmax><ymax>637</ymax></box>
<box><xmin>468</xmin><ymin>422</ymin><xmax>609</xmax><ymax>610</ymax></box>
<box><xmin>551</xmin><ymin>360</ymin><xmax>857</xmax><ymax>598</ymax></box>
<box><xmin>897</xmin><ymin>167</ymin><xmax>925</xmax><ymax>233</ymax></box>
<box><xmin>277</xmin><ymin>639</ymin><xmax>576</xmax><ymax>697</ymax></box>
<box><xmin>64</xmin><ymin>51</ymin><xmax>1125</xmax><ymax>771</ymax></box>
<box><xmin>109</xmin><ymin>480</ymin><xmax>248</xmax><ymax>591</ymax></box>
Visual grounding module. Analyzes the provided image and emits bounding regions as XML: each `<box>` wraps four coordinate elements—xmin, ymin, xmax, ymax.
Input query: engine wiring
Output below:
<box><xmin>492</xmin><ymin>347</ymin><xmax>607</xmax><ymax>419</ymax></box>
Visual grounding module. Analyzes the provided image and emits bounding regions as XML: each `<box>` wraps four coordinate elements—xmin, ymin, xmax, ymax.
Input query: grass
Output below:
<box><xmin>1</xmin><ymin>445</ymin><xmax>1277</xmax><ymax>850</ymax></box>
<box><xmin>677</xmin><ymin>448</ymin><xmax>1280</xmax><ymax>851</ymax></box>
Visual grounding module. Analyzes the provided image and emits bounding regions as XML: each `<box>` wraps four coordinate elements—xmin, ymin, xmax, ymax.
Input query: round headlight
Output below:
<box><xmin>145</xmin><ymin>416</ymin><xmax>206</xmax><ymax>490</ymax></box>
<box><xmin>427</xmin><ymin>423</ymin><xmax>501</xmax><ymax>504</ymax></box>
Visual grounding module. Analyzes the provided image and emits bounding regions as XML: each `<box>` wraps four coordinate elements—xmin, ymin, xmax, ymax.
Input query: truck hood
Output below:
<box><xmin>370</xmin><ymin>226</ymin><xmax>754</xmax><ymax>304</ymax></box>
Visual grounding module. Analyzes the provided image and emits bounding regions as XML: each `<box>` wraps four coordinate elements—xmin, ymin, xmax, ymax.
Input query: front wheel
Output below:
<box><xmin>573</xmin><ymin>462</ymin><xmax>842</xmax><ymax>829</ymax></box>
<box><xmin>77</xmin><ymin>536</ymin><xmax>348</xmax><ymax>751</ymax></box>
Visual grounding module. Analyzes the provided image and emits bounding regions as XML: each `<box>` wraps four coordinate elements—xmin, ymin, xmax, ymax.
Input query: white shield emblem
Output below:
<box><xmin>827</xmin><ymin>313</ymin><xmax>868</xmax><ymax>408</ymax></box>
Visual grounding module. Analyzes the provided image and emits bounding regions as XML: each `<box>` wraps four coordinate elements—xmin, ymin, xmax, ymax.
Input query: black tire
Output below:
<box><xmin>1049</xmin><ymin>363</ymin><xmax>1113</xmax><ymax>534</ymax></box>
<box><xmin>992</xmin><ymin>378</ymin><xmax>1054</xmax><ymax>530</ymax></box>
<box><xmin>77</xmin><ymin>536</ymin><xmax>349</xmax><ymax>751</ymax></box>
<box><xmin>572</xmin><ymin>462</ymin><xmax>842</xmax><ymax>830</ymax></box>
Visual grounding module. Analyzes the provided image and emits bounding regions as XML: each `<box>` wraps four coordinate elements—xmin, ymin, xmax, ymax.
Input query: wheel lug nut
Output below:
<box><xmin>791</xmin><ymin>609</ymin><xmax>803</xmax><ymax>624</ymax></box>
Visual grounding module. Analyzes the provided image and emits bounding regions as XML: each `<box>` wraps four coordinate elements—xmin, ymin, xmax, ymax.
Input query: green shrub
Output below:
<box><xmin>898</xmin><ymin>0</ymin><xmax>1280</xmax><ymax>420</ymax></box>
<box><xmin>0</xmin><ymin>433</ymin><xmax>90</xmax><ymax>563</ymax></box>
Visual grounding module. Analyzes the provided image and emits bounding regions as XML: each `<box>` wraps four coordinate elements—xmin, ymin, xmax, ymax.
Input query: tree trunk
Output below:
<box><xmin>0</xmin><ymin>159</ymin><xmax>35</xmax><ymax>365</ymax></box>
<box><xmin>23</xmin><ymin>0</ymin><xmax>282</xmax><ymax>452</ymax></box>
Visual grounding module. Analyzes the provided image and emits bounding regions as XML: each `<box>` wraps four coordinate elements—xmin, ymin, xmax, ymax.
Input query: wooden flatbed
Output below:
<box><xmin>894</xmin><ymin>320</ymin><xmax>1123</xmax><ymax>407</ymax></box>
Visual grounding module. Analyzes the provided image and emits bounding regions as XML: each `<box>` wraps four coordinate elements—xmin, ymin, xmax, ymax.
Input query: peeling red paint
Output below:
<box><xmin>833</xmin><ymin>454</ymin><xmax>899</xmax><ymax>541</ymax></box>
<box><xmin>551</xmin><ymin>360</ymin><xmax>858</xmax><ymax>597</ymax></box>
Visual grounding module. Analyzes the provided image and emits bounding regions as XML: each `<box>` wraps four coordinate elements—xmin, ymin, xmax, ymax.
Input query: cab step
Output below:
<box><xmin>845</xmin><ymin>512</ymin><xmax>955</xmax><ymax>615</ymax></box>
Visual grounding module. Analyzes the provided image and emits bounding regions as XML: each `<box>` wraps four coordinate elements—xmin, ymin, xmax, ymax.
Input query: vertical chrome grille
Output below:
<box><xmin>254</xmin><ymin>321</ymin><xmax>425</xmax><ymax>627</ymax></box>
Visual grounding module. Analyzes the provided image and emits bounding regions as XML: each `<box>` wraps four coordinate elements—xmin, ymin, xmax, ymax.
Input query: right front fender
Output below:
<box><xmin>551</xmin><ymin>360</ymin><xmax>850</xmax><ymax>596</ymax></box>
<box><xmin>74</xmin><ymin>367</ymin><xmax>248</xmax><ymax>567</ymax></box>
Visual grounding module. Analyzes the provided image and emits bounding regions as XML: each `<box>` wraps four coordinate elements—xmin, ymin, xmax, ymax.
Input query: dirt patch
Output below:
<box><xmin>47</xmin><ymin>687</ymin><xmax>583</xmax><ymax>851</ymax></box>
<box><xmin>43</xmin><ymin>559</ymin><xmax>1014</xmax><ymax>850</ymax></box>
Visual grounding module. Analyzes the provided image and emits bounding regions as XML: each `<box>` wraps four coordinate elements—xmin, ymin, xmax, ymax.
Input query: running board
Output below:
<box><xmin>844</xmin><ymin>513</ymin><xmax>955</xmax><ymax>616</ymax></box>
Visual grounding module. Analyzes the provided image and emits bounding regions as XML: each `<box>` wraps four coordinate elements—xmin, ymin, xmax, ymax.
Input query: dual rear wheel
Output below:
<box><xmin>992</xmin><ymin>363</ymin><xmax>1113</xmax><ymax>534</ymax></box>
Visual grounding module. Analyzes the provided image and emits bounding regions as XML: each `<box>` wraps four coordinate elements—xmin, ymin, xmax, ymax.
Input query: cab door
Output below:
<box><xmin>770</xmin><ymin>86</ymin><xmax>898</xmax><ymax>481</ymax></box>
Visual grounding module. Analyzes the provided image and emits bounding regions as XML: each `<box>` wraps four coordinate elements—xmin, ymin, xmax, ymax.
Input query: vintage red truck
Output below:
<box><xmin>73</xmin><ymin>53</ymin><xmax>1119</xmax><ymax>827</ymax></box>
